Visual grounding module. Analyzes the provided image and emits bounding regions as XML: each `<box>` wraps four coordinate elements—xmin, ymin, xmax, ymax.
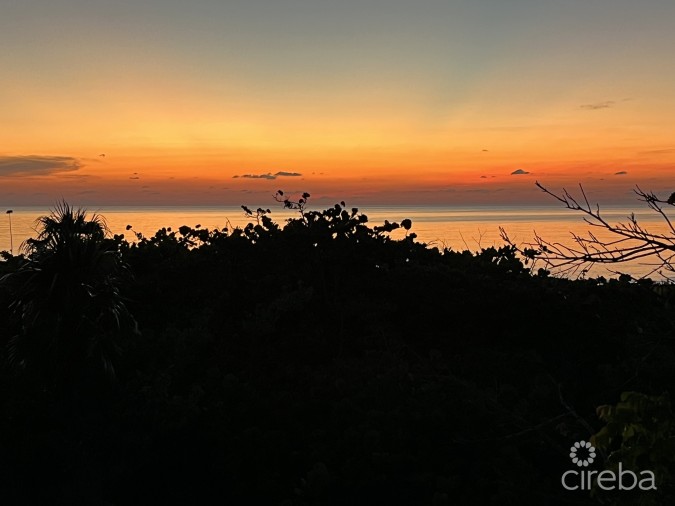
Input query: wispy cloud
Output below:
<box><xmin>511</xmin><ymin>169</ymin><xmax>530</xmax><ymax>175</ymax></box>
<box><xmin>465</xmin><ymin>188</ymin><xmax>505</xmax><ymax>194</ymax></box>
<box><xmin>0</xmin><ymin>155</ymin><xmax>82</xmax><ymax>176</ymax></box>
<box><xmin>638</xmin><ymin>148</ymin><xmax>675</xmax><ymax>156</ymax></box>
<box><xmin>580</xmin><ymin>101</ymin><xmax>614</xmax><ymax>110</ymax></box>
<box><xmin>412</xmin><ymin>187</ymin><xmax>504</xmax><ymax>194</ymax></box>
<box><xmin>233</xmin><ymin>171</ymin><xmax>303</xmax><ymax>180</ymax></box>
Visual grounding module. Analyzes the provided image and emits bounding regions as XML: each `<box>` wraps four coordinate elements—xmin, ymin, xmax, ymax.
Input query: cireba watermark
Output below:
<box><xmin>561</xmin><ymin>440</ymin><xmax>657</xmax><ymax>491</ymax></box>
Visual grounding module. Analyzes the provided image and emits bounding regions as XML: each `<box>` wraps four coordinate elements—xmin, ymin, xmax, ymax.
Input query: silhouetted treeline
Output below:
<box><xmin>0</xmin><ymin>202</ymin><xmax>674</xmax><ymax>505</ymax></box>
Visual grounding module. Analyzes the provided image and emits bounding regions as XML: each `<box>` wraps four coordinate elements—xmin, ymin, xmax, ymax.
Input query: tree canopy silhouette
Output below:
<box><xmin>0</xmin><ymin>202</ymin><xmax>136</xmax><ymax>385</ymax></box>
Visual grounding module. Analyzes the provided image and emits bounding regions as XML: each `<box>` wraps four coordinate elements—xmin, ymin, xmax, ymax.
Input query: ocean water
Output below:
<box><xmin>1</xmin><ymin>204</ymin><xmax>673</xmax><ymax>280</ymax></box>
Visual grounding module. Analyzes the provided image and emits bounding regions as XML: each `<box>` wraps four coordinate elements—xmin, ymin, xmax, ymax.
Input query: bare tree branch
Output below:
<box><xmin>501</xmin><ymin>182</ymin><xmax>675</xmax><ymax>280</ymax></box>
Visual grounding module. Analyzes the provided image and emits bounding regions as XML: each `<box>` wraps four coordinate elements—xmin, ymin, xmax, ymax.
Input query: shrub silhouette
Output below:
<box><xmin>1</xmin><ymin>194</ymin><xmax>674</xmax><ymax>505</ymax></box>
<box><xmin>591</xmin><ymin>392</ymin><xmax>675</xmax><ymax>505</ymax></box>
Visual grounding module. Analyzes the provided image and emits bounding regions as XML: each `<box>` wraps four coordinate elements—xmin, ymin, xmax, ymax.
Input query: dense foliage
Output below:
<box><xmin>0</xmin><ymin>198</ymin><xmax>674</xmax><ymax>505</ymax></box>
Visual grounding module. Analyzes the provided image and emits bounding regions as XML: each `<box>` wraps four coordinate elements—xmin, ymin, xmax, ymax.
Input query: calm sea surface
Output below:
<box><xmin>1</xmin><ymin>205</ymin><xmax>673</xmax><ymax>280</ymax></box>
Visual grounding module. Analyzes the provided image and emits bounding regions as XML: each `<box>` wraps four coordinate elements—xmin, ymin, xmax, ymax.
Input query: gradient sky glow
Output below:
<box><xmin>2</xmin><ymin>0</ymin><xmax>675</xmax><ymax>206</ymax></box>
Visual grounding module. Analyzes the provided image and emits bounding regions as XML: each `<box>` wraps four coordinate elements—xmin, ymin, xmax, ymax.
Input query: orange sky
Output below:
<box><xmin>2</xmin><ymin>1</ymin><xmax>675</xmax><ymax>206</ymax></box>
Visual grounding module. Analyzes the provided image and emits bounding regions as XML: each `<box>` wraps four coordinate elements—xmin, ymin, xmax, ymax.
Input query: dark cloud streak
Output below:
<box><xmin>580</xmin><ymin>101</ymin><xmax>615</xmax><ymax>110</ymax></box>
<box><xmin>0</xmin><ymin>155</ymin><xmax>82</xmax><ymax>176</ymax></box>
<box><xmin>233</xmin><ymin>171</ymin><xmax>303</xmax><ymax>180</ymax></box>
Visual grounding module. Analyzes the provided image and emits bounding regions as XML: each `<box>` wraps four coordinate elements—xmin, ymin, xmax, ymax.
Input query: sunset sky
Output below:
<box><xmin>2</xmin><ymin>0</ymin><xmax>675</xmax><ymax>206</ymax></box>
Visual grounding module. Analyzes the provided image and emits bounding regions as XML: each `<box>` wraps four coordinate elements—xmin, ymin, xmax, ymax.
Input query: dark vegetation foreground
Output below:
<box><xmin>0</xmin><ymin>201</ymin><xmax>674</xmax><ymax>505</ymax></box>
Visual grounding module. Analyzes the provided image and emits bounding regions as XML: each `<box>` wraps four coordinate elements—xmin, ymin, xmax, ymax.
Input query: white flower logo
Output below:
<box><xmin>570</xmin><ymin>441</ymin><xmax>596</xmax><ymax>467</ymax></box>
